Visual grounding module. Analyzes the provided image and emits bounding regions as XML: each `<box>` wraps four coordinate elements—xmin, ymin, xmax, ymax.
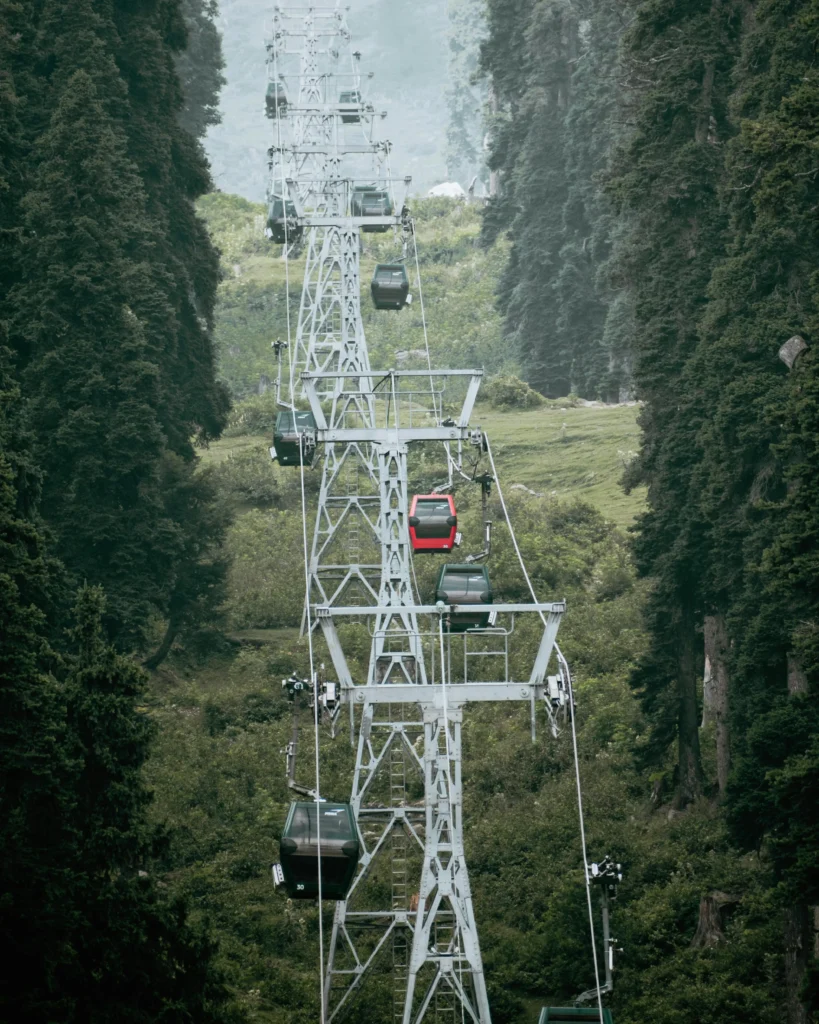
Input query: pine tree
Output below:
<box><xmin>480</xmin><ymin>0</ymin><xmax>630</xmax><ymax>398</ymax></box>
<box><xmin>59</xmin><ymin>586</ymin><xmax>242</xmax><ymax>1023</ymax></box>
<box><xmin>692</xmin><ymin>0</ymin><xmax>819</xmax><ymax>1012</ymax></box>
<box><xmin>0</xmin><ymin>339</ymin><xmax>75</xmax><ymax>1021</ymax></box>
<box><xmin>176</xmin><ymin>0</ymin><xmax>225</xmax><ymax>142</ymax></box>
<box><xmin>144</xmin><ymin>455</ymin><xmax>231</xmax><ymax>670</ymax></box>
<box><xmin>12</xmin><ymin>58</ymin><xmax>177</xmax><ymax>644</ymax></box>
<box><xmin>110</xmin><ymin>0</ymin><xmax>229</xmax><ymax>454</ymax></box>
<box><xmin>556</xmin><ymin>3</ymin><xmax>626</xmax><ymax>399</ymax></box>
<box><xmin>446</xmin><ymin>0</ymin><xmax>486</xmax><ymax>189</ymax></box>
<box><xmin>0</xmin><ymin>0</ymin><xmax>42</xmax><ymax>322</ymax></box>
<box><xmin>605</xmin><ymin>0</ymin><xmax>744</xmax><ymax>804</ymax></box>
<box><xmin>482</xmin><ymin>0</ymin><xmax>578</xmax><ymax>395</ymax></box>
<box><xmin>9</xmin><ymin>0</ymin><xmax>231</xmax><ymax>652</ymax></box>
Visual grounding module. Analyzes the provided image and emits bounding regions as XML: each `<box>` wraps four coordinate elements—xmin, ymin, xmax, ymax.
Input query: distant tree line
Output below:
<box><xmin>481</xmin><ymin>0</ymin><xmax>819</xmax><ymax>1018</ymax></box>
<box><xmin>0</xmin><ymin>0</ymin><xmax>240</xmax><ymax>1018</ymax></box>
<box><xmin>479</xmin><ymin>0</ymin><xmax>630</xmax><ymax>400</ymax></box>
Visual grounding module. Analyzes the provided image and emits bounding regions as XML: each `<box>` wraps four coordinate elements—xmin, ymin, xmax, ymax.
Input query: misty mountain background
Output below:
<box><xmin>205</xmin><ymin>0</ymin><xmax>461</xmax><ymax>199</ymax></box>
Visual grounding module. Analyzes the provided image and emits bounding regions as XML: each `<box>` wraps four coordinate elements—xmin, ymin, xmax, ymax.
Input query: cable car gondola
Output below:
<box><xmin>339</xmin><ymin>89</ymin><xmax>362</xmax><ymax>123</ymax></box>
<box><xmin>409</xmin><ymin>494</ymin><xmax>457</xmax><ymax>552</ymax></box>
<box><xmin>371</xmin><ymin>264</ymin><xmax>410</xmax><ymax>310</ymax></box>
<box><xmin>265</xmin><ymin>81</ymin><xmax>288</xmax><ymax>117</ymax></box>
<box><xmin>272</xmin><ymin>410</ymin><xmax>316</xmax><ymax>466</ymax></box>
<box><xmin>538</xmin><ymin>1010</ymin><xmax>613</xmax><ymax>1024</ymax></box>
<box><xmin>267</xmin><ymin>195</ymin><xmax>303</xmax><ymax>245</ymax></box>
<box><xmin>351</xmin><ymin>186</ymin><xmax>393</xmax><ymax>232</ymax></box>
<box><xmin>278</xmin><ymin>802</ymin><xmax>360</xmax><ymax>900</ymax></box>
<box><xmin>435</xmin><ymin>563</ymin><xmax>493</xmax><ymax>632</ymax></box>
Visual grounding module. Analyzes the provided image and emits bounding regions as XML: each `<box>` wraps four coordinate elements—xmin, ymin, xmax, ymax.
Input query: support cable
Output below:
<box><xmin>410</xmin><ymin>223</ymin><xmax>437</xmax><ymax>424</ymax></box>
<box><xmin>484</xmin><ymin>436</ymin><xmax>604</xmax><ymax>1022</ymax></box>
<box><xmin>410</xmin><ymin>223</ymin><xmax>468</xmax><ymax>489</ymax></box>
<box><xmin>274</xmin><ymin>42</ymin><xmax>326</xmax><ymax>1023</ymax></box>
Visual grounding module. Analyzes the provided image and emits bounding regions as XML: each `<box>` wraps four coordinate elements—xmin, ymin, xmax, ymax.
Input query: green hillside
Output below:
<box><xmin>136</xmin><ymin>198</ymin><xmax>782</xmax><ymax>1023</ymax></box>
<box><xmin>198</xmin><ymin>193</ymin><xmax>518</xmax><ymax>398</ymax></box>
<box><xmin>197</xmin><ymin>192</ymin><xmax>645</xmax><ymax>528</ymax></box>
<box><xmin>3</xmin><ymin>0</ymin><xmax>814</xmax><ymax>1018</ymax></box>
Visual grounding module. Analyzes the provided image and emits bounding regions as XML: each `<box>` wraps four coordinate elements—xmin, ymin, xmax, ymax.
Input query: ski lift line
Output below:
<box><xmin>275</xmin><ymin>39</ymin><xmax>326</xmax><ymax>1024</ymax></box>
<box><xmin>562</xmin><ymin>649</ymin><xmax>605</xmax><ymax>1024</ymax></box>
<box><xmin>484</xmin><ymin>435</ymin><xmax>605</xmax><ymax>1021</ymax></box>
<box><xmin>411</xmin><ymin>220</ymin><xmax>438</xmax><ymax>424</ymax></box>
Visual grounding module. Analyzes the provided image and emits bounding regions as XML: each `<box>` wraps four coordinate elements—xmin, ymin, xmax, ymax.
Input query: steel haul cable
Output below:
<box><xmin>484</xmin><ymin>435</ymin><xmax>606</xmax><ymax>1024</ymax></box>
<box><xmin>410</xmin><ymin>221</ymin><xmax>438</xmax><ymax>425</ymax></box>
<box><xmin>273</xmin><ymin>38</ymin><xmax>326</xmax><ymax>1024</ymax></box>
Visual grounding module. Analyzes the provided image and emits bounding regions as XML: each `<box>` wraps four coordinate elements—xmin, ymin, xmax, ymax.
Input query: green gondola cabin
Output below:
<box><xmin>371</xmin><ymin>264</ymin><xmax>410</xmax><ymax>310</ymax></box>
<box><xmin>351</xmin><ymin>186</ymin><xmax>393</xmax><ymax>232</ymax></box>
<box><xmin>339</xmin><ymin>89</ymin><xmax>362</xmax><ymax>123</ymax></box>
<box><xmin>435</xmin><ymin>563</ymin><xmax>493</xmax><ymax>632</ymax></box>
<box><xmin>273</xmin><ymin>410</ymin><xmax>316</xmax><ymax>466</ymax></box>
<box><xmin>265</xmin><ymin>81</ymin><xmax>288</xmax><ymax>117</ymax></box>
<box><xmin>267</xmin><ymin>195</ymin><xmax>303</xmax><ymax>245</ymax></box>
<box><xmin>279</xmin><ymin>802</ymin><xmax>360</xmax><ymax>900</ymax></box>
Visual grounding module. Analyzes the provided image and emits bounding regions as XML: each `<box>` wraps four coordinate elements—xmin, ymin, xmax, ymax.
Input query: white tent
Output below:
<box><xmin>426</xmin><ymin>181</ymin><xmax>466</xmax><ymax>199</ymax></box>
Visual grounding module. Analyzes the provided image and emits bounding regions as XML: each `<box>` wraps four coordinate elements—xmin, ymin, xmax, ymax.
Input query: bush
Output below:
<box><xmin>211</xmin><ymin>443</ymin><xmax>282</xmax><ymax>507</ymax></box>
<box><xmin>223</xmin><ymin>392</ymin><xmax>278</xmax><ymax>437</ymax></box>
<box><xmin>223</xmin><ymin>509</ymin><xmax>307</xmax><ymax>628</ymax></box>
<box><xmin>483</xmin><ymin>374</ymin><xmax>545</xmax><ymax>410</ymax></box>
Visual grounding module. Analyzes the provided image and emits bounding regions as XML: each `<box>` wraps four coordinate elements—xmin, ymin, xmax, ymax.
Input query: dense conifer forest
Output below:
<box><xmin>480</xmin><ymin>0</ymin><xmax>819</xmax><ymax>1017</ymax></box>
<box><xmin>0</xmin><ymin>0</ymin><xmax>237</xmax><ymax>1018</ymax></box>
<box><xmin>1</xmin><ymin>0</ymin><xmax>819</xmax><ymax>1022</ymax></box>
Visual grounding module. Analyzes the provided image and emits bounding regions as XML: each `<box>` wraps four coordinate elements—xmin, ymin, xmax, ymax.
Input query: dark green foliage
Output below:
<box><xmin>0</xmin><ymin>341</ymin><xmax>73</xmax><ymax>1021</ymax></box>
<box><xmin>176</xmin><ymin>0</ymin><xmax>225</xmax><ymax>141</ymax></box>
<box><xmin>2</xmin><ymin>0</ymin><xmax>230</xmax><ymax>649</ymax></box>
<box><xmin>14</xmin><ymin>64</ymin><xmax>173</xmax><ymax>644</ymax></box>
<box><xmin>604</xmin><ymin>0</ymin><xmax>819</xmax><ymax>1007</ymax></box>
<box><xmin>0</xmin><ymin>0</ymin><xmax>241</xmax><ymax>1017</ymax></box>
<box><xmin>144</xmin><ymin>454</ymin><xmax>232</xmax><ymax>670</ymax></box>
<box><xmin>480</xmin><ymin>0</ymin><xmax>628</xmax><ymax>398</ymax></box>
<box><xmin>695</xmin><ymin>1</ymin><xmax>819</xmax><ymax>1007</ymax></box>
<box><xmin>605</xmin><ymin>0</ymin><xmax>745</xmax><ymax>804</ymax></box>
<box><xmin>57</xmin><ymin>587</ymin><xmax>242</xmax><ymax>1024</ymax></box>
<box><xmin>476</xmin><ymin>0</ymin><xmax>819</xmax><ymax>1013</ymax></box>
<box><xmin>108</xmin><ymin>0</ymin><xmax>230</xmax><ymax>453</ymax></box>
<box><xmin>0</xmin><ymin>347</ymin><xmax>240</xmax><ymax>1019</ymax></box>
<box><xmin>481</xmin><ymin>0</ymin><xmax>573</xmax><ymax>396</ymax></box>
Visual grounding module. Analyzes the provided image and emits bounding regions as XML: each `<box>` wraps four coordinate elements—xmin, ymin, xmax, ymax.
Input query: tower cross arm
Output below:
<box><xmin>302</xmin><ymin>368</ymin><xmax>484</xmax><ymax>434</ymax></box>
<box><xmin>313</xmin><ymin>602</ymin><xmax>566</xmax><ymax>617</ymax></box>
<box><xmin>340</xmin><ymin>681</ymin><xmax>558</xmax><ymax>707</ymax></box>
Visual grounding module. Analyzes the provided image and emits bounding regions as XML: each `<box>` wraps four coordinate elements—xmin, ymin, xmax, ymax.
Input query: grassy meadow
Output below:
<box><xmin>141</xmin><ymin>197</ymin><xmax>779</xmax><ymax>1024</ymax></box>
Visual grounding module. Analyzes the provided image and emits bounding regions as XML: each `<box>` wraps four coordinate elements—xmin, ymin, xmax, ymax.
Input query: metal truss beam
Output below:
<box><xmin>265</xmin><ymin>12</ymin><xmax>569</xmax><ymax>1024</ymax></box>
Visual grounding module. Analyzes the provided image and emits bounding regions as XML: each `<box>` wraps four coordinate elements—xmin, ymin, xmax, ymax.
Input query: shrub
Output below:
<box><xmin>223</xmin><ymin>392</ymin><xmax>278</xmax><ymax>437</ymax></box>
<box><xmin>223</xmin><ymin>509</ymin><xmax>307</xmax><ymax>628</ymax></box>
<box><xmin>483</xmin><ymin>374</ymin><xmax>545</xmax><ymax>409</ymax></box>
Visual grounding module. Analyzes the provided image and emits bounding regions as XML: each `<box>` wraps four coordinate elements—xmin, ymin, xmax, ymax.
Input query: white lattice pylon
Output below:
<box><xmin>305</xmin><ymin>226</ymin><xmax>379</xmax><ymax>612</ymax></box>
<box><xmin>404</xmin><ymin>707</ymin><xmax>490</xmax><ymax>1024</ymax></box>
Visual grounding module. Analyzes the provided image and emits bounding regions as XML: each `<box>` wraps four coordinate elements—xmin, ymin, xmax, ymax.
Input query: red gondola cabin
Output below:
<box><xmin>409</xmin><ymin>494</ymin><xmax>457</xmax><ymax>553</ymax></box>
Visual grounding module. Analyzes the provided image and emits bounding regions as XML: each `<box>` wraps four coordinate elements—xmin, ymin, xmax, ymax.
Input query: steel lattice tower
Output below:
<box><xmin>266</xmin><ymin>8</ymin><xmax>569</xmax><ymax>1023</ymax></box>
